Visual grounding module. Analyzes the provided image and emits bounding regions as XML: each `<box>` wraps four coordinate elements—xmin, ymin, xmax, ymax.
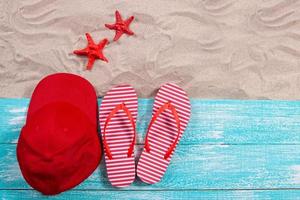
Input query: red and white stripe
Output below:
<box><xmin>99</xmin><ymin>85</ymin><xmax>138</xmax><ymax>187</ymax></box>
<box><xmin>137</xmin><ymin>83</ymin><xmax>191</xmax><ymax>184</ymax></box>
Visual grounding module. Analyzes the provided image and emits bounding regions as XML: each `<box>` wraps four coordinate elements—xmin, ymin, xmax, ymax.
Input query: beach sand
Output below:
<box><xmin>0</xmin><ymin>0</ymin><xmax>300</xmax><ymax>99</ymax></box>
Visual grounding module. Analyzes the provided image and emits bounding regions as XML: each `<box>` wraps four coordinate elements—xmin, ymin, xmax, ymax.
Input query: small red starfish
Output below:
<box><xmin>105</xmin><ymin>10</ymin><xmax>134</xmax><ymax>41</ymax></box>
<box><xmin>73</xmin><ymin>33</ymin><xmax>109</xmax><ymax>70</ymax></box>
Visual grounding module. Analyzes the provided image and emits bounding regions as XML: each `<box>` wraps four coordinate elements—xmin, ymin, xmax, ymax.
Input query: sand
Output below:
<box><xmin>0</xmin><ymin>0</ymin><xmax>300</xmax><ymax>99</ymax></box>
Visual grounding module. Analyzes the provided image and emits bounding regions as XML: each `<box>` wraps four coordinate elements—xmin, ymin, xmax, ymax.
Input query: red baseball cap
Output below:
<box><xmin>17</xmin><ymin>73</ymin><xmax>101</xmax><ymax>195</ymax></box>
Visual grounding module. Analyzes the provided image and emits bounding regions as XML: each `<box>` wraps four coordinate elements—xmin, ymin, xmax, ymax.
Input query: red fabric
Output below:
<box><xmin>17</xmin><ymin>73</ymin><xmax>101</xmax><ymax>195</ymax></box>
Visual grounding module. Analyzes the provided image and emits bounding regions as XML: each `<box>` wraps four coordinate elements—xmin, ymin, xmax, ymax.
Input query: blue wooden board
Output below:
<box><xmin>0</xmin><ymin>98</ymin><xmax>300</xmax><ymax>199</ymax></box>
<box><xmin>1</xmin><ymin>190</ymin><xmax>300</xmax><ymax>200</ymax></box>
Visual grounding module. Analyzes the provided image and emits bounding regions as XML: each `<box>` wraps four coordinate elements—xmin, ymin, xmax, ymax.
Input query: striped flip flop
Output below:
<box><xmin>99</xmin><ymin>85</ymin><xmax>138</xmax><ymax>187</ymax></box>
<box><xmin>137</xmin><ymin>83</ymin><xmax>191</xmax><ymax>184</ymax></box>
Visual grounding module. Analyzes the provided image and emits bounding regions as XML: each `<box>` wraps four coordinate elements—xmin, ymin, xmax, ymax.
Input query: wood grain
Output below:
<box><xmin>1</xmin><ymin>144</ymin><xmax>300</xmax><ymax>190</ymax></box>
<box><xmin>1</xmin><ymin>98</ymin><xmax>300</xmax><ymax>144</ymax></box>
<box><xmin>1</xmin><ymin>98</ymin><xmax>300</xmax><ymax>199</ymax></box>
<box><xmin>1</xmin><ymin>190</ymin><xmax>300</xmax><ymax>200</ymax></box>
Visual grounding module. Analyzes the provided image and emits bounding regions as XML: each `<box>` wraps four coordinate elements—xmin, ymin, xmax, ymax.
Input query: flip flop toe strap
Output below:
<box><xmin>144</xmin><ymin>101</ymin><xmax>181</xmax><ymax>160</ymax></box>
<box><xmin>103</xmin><ymin>103</ymin><xmax>136</xmax><ymax>160</ymax></box>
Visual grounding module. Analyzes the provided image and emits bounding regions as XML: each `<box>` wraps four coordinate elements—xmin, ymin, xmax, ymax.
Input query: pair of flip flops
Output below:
<box><xmin>100</xmin><ymin>83</ymin><xmax>191</xmax><ymax>187</ymax></box>
<box><xmin>17</xmin><ymin>73</ymin><xmax>191</xmax><ymax>194</ymax></box>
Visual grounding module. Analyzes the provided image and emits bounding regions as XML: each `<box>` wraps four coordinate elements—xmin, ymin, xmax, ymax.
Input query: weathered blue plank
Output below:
<box><xmin>0</xmin><ymin>98</ymin><xmax>29</xmax><ymax>144</ymax></box>
<box><xmin>1</xmin><ymin>144</ymin><xmax>300</xmax><ymax>190</ymax></box>
<box><xmin>1</xmin><ymin>98</ymin><xmax>300</xmax><ymax>199</ymax></box>
<box><xmin>0</xmin><ymin>98</ymin><xmax>300</xmax><ymax>144</ymax></box>
<box><xmin>1</xmin><ymin>190</ymin><xmax>300</xmax><ymax>200</ymax></box>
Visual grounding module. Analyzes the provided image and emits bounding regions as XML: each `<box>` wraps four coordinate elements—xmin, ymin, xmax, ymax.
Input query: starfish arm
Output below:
<box><xmin>125</xmin><ymin>16</ymin><xmax>134</xmax><ymax>26</ymax></box>
<box><xmin>105</xmin><ymin>23</ymin><xmax>116</xmax><ymax>30</ymax></box>
<box><xmin>98</xmin><ymin>38</ymin><xmax>109</xmax><ymax>48</ymax></box>
<box><xmin>85</xmin><ymin>33</ymin><xmax>95</xmax><ymax>46</ymax></box>
<box><xmin>73</xmin><ymin>47</ymin><xmax>89</xmax><ymax>55</ymax></box>
<box><xmin>113</xmin><ymin>30</ymin><xmax>124</xmax><ymax>41</ymax></box>
<box><xmin>115</xmin><ymin>10</ymin><xmax>122</xmax><ymax>23</ymax></box>
<box><xmin>124</xmin><ymin>28</ymin><xmax>134</xmax><ymax>35</ymax></box>
<box><xmin>100</xmin><ymin>53</ymin><xmax>109</xmax><ymax>63</ymax></box>
<box><xmin>86</xmin><ymin>55</ymin><xmax>96</xmax><ymax>70</ymax></box>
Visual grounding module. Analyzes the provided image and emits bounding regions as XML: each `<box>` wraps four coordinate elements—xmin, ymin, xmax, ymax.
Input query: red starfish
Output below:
<box><xmin>73</xmin><ymin>33</ymin><xmax>109</xmax><ymax>70</ymax></box>
<box><xmin>105</xmin><ymin>10</ymin><xmax>134</xmax><ymax>41</ymax></box>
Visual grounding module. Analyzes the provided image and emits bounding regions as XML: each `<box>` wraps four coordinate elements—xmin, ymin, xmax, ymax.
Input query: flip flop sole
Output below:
<box><xmin>137</xmin><ymin>83</ymin><xmax>191</xmax><ymax>184</ymax></box>
<box><xmin>99</xmin><ymin>85</ymin><xmax>138</xmax><ymax>187</ymax></box>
